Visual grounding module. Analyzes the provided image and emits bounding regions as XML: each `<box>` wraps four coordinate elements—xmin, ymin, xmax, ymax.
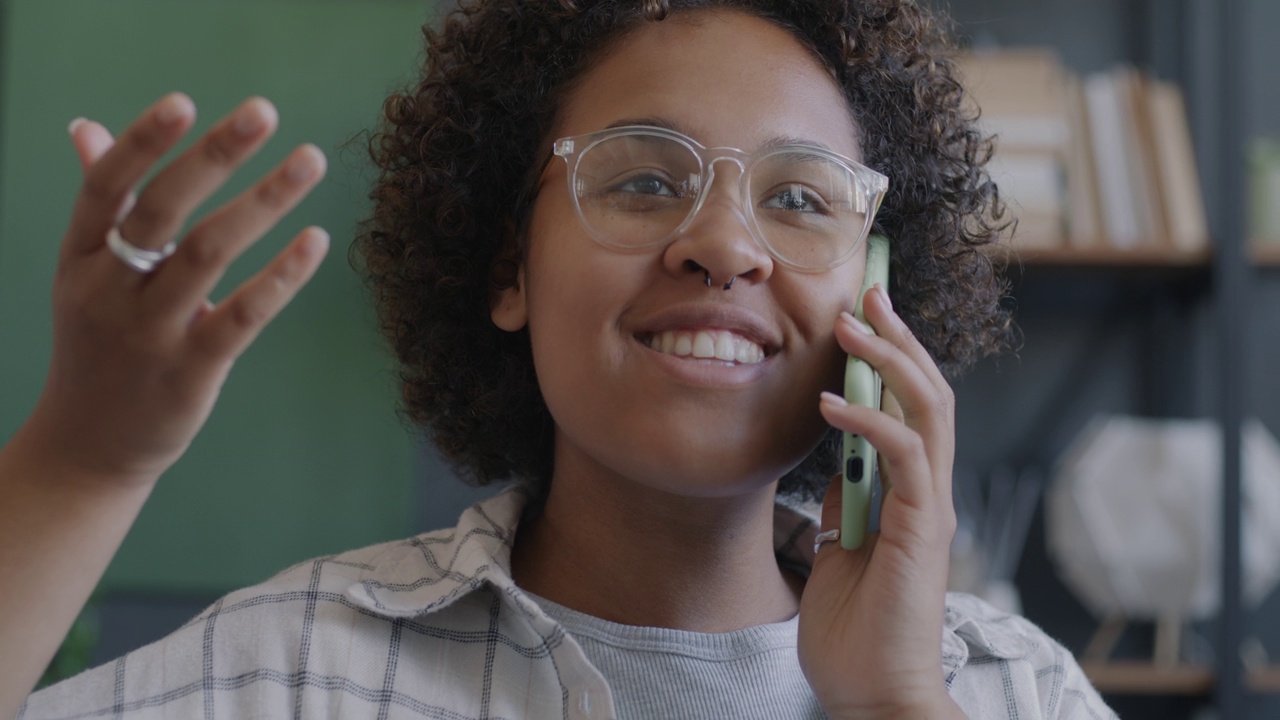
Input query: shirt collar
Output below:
<box><xmin>344</xmin><ymin>485</ymin><xmax>527</xmax><ymax>617</ymax></box>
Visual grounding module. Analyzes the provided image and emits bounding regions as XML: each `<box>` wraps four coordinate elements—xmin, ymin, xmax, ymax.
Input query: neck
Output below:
<box><xmin>511</xmin><ymin>455</ymin><xmax>803</xmax><ymax>633</ymax></box>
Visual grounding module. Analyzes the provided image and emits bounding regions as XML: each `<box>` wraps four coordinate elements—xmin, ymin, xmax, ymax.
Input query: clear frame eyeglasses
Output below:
<box><xmin>551</xmin><ymin>125</ymin><xmax>888</xmax><ymax>273</ymax></box>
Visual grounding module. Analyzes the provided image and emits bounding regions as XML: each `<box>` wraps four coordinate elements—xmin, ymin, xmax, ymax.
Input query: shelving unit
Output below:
<box><xmin>948</xmin><ymin>0</ymin><xmax>1266</xmax><ymax>717</ymax></box>
<box><xmin>992</xmin><ymin>244</ymin><xmax>1212</xmax><ymax>268</ymax></box>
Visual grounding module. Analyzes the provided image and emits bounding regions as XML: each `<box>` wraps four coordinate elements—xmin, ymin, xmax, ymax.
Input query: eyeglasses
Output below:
<box><xmin>551</xmin><ymin>125</ymin><xmax>888</xmax><ymax>272</ymax></box>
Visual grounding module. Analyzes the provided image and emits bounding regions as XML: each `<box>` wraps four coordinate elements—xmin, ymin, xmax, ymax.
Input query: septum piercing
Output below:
<box><xmin>701</xmin><ymin>269</ymin><xmax>736</xmax><ymax>291</ymax></box>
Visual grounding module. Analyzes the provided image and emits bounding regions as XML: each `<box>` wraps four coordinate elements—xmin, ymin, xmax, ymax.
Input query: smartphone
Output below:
<box><xmin>840</xmin><ymin>234</ymin><xmax>889</xmax><ymax>550</ymax></box>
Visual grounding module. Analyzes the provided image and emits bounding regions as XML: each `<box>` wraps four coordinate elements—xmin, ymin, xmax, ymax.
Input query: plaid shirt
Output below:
<box><xmin>23</xmin><ymin>487</ymin><xmax>1116</xmax><ymax>719</ymax></box>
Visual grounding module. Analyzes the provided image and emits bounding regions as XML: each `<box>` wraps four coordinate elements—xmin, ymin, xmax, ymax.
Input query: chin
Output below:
<box><xmin>610</xmin><ymin>443</ymin><xmax>809</xmax><ymax>500</ymax></box>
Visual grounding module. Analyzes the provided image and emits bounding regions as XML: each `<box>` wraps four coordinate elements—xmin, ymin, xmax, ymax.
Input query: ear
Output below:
<box><xmin>491</xmin><ymin>263</ymin><xmax>528</xmax><ymax>331</ymax></box>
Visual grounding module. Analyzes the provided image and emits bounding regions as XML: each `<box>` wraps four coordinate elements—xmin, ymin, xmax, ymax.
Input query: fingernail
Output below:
<box><xmin>875</xmin><ymin>283</ymin><xmax>892</xmax><ymax>311</ymax></box>
<box><xmin>840</xmin><ymin>311</ymin><xmax>874</xmax><ymax>335</ymax></box>
<box><xmin>820</xmin><ymin>391</ymin><xmax>848</xmax><ymax>407</ymax></box>
<box><xmin>155</xmin><ymin>92</ymin><xmax>191</xmax><ymax>126</ymax></box>
<box><xmin>67</xmin><ymin>117</ymin><xmax>87</xmax><ymax>138</ymax></box>
<box><xmin>233</xmin><ymin>97</ymin><xmax>276</xmax><ymax>137</ymax></box>
<box><xmin>233</xmin><ymin>107</ymin><xmax>264</xmax><ymax>137</ymax></box>
<box><xmin>286</xmin><ymin>145</ymin><xmax>324</xmax><ymax>183</ymax></box>
<box><xmin>299</xmin><ymin>228</ymin><xmax>329</xmax><ymax>258</ymax></box>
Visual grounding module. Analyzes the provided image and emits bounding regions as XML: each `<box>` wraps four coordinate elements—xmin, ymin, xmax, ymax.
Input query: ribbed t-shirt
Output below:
<box><xmin>527</xmin><ymin>592</ymin><xmax>825</xmax><ymax>719</ymax></box>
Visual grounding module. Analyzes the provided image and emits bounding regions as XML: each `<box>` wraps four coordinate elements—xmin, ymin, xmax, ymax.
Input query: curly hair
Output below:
<box><xmin>355</xmin><ymin>0</ymin><xmax>1016</xmax><ymax>501</ymax></box>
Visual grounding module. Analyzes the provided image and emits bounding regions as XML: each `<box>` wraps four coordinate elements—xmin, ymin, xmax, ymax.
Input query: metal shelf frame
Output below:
<box><xmin>1212</xmin><ymin>0</ymin><xmax>1249</xmax><ymax>715</ymax></box>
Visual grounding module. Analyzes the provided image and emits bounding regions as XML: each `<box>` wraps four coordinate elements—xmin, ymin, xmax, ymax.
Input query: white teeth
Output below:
<box><xmin>692</xmin><ymin>332</ymin><xmax>716</xmax><ymax>359</ymax></box>
<box><xmin>661</xmin><ymin>332</ymin><xmax>676</xmax><ymax>354</ymax></box>
<box><xmin>644</xmin><ymin>329</ymin><xmax>766</xmax><ymax>365</ymax></box>
<box><xmin>714</xmin><ymin>333</ymin><xmax>735</xmax><ymax>361</ymax></box>
<box><xmin>674</xmin><ymin>334</ymin><xmax>693</xmax><ymax>356</ymax></box>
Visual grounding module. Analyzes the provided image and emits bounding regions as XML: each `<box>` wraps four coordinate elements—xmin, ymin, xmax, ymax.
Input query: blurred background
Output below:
<box><xmin>0</xmin><ymin>0</ymin><xmax>1276</xmax><ymax>718</ymax></box>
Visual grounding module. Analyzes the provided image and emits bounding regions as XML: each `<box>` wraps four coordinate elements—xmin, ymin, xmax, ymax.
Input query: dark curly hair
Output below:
<box><xmin>355</xmin><ymin>0</ymin><xmax>1016</xmax><ymax>502</ymax></box>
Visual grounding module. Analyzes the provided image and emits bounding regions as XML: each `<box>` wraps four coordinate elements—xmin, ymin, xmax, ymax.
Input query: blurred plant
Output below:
<box><xmin>950</xmin><ymin>465</ymin><xmax>1045</xmax><ymax>614</ymax></box>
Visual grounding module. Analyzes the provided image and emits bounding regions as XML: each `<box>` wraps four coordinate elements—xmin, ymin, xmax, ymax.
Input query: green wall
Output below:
<box><xmin>0</xmin><ymin>0</ymin><xmax>433</xmax><ymax>593</ymax></box>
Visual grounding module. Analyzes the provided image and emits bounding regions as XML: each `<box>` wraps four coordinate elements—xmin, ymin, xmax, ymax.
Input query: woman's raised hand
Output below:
<box><xmin>798</xmin><ymin>284</ymin><xmax>967</xmax><ymax>720</ymax></box>
<box><xmin>0</xmin><ymin>93</ymin><xmax>329</xmax><ymax>713</ymax></box>
<box><xmin>28</xmin><ymin>92</ymin><xmax>328</xmax><ymax>486</ymax></box>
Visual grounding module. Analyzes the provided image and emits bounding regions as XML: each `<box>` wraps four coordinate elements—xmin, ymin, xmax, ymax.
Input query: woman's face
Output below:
<box><xmin>493</xmin><ymin>9</ymin><xmax>867</xmax><ymax>497</ymax></box>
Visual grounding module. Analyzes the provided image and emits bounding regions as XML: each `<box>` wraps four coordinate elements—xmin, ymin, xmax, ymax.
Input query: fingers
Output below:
<box><xmin>830</xmin><ymin>288</ymin><xmax>957</xmax><ymax>502</ymax></box>
<box><xmin>68</xmin><ymin>118</ymin><xmax>116</xmax><ymax>172</ymax></box>
<box><xmin>814</xmin><ymin>474</ymin><xmax>870</xmax><ymax>561</ymax></box>
<box><xmin>863</xmin><ymin>285</ymin><xmax>952</xmax><ymax>407</ymax></box>
<box><xmin>819</xmin><ymin>393</ymin><xmax>935</xmax><ymax>506</ymax></box>
<box><xmin>189</xmin><ymin>227</ymin><xmax>329</xmax><ymax>362</ymax></box>
<box><xmin>837</xmin><ymin>290</ymin><xmax>955</xmax><ymax>454</ymax></box>
<box><xmin>147</xmin><ymin>143</ymin><xmax>327</xmax><ymax>319</ymax></box>
<box><xmin>114</xmin><ymin>97</ymin><xmax>279</xmax><ymax>256</ymax></box>
<box><xmin>67</xmin><ymin>119</ymin><xmax>135</xmax><ymax>250</ymax></box>
<box><xmin>66</xmin><ymin>93</ymin><xmax>196</xmax><ymax>254</ymax></box>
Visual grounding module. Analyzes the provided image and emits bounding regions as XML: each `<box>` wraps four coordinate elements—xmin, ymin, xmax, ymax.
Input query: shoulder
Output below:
<box><xmin>22</xmin><ymin>490</ymin><xmax>537</xmax><ymax>719</ymax></box>
<box><xmin>21</xmin><ymin>527</ymin><xmax>478</xmax><ymax>719</ymax></box>
<box><xmin>943</xmin><ymin>592</ymin><xmax>1118</xmax><ymax>720</ymax></box>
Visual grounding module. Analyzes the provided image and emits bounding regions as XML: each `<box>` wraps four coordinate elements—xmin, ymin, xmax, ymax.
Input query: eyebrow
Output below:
<box><xmin>603</xmin><ymin>117</ymin><xmax>839</xmax><ymax>153</ymax></box>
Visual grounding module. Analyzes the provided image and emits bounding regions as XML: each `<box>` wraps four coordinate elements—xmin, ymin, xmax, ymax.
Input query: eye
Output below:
<box><xmin>760</xmin><ymin>183</ymin><xmax>830</xmax><ymax>213</ymax></box>
<box><xmin>608</xmin><ymin>171</ymin><xmax>681</xmax><ymax>197</ymax></box>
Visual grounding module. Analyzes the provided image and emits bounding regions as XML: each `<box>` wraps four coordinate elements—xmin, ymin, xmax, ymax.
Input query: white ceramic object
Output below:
<box><xmin>1047</xmin><ymin>415</ymin><xmax>1280</xmax><ymax>620</ymax></box>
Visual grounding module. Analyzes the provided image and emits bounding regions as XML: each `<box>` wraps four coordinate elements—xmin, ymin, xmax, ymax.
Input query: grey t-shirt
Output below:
<box><xmin>527</xmin><ymin>593</ymin><xmax>825</xmax><ymax>719</ymax></box>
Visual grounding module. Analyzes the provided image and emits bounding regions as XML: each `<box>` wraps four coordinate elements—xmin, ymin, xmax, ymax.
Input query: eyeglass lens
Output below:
<box><xmin>572</xmin><ymin>133</ymin><xmax>874</xmax><ymax>269</ymax></box>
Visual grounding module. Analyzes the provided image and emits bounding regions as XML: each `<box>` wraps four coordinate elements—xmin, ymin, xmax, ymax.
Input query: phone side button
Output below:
<box><xmin>845</xmin><ymin>456</ymin><xmax>864</xmax><ymax>483</ymax></box>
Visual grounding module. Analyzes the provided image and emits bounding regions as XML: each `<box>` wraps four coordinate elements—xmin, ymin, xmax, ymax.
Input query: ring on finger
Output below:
<box><xmin>107</xmin><ymin>226</ymin><xmax>175</xmax><ymax>273</ymax></box>
<box><xmin>813</xmin><ymin>528</ymin><xmax>841</xmax><ymax>555</ymax></box>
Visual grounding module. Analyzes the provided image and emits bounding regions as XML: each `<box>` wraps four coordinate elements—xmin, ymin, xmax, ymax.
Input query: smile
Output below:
<box><xmin>640</xmin><ymin>329</ymin><xmax>766</xmax><ymax>365</ymax></box>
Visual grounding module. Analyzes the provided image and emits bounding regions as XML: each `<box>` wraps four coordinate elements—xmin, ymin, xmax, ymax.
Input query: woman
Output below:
<box><xmin>2</xmin><ymin>0</ymin><xmax>1115</xmax><ymax>717</ymax></box>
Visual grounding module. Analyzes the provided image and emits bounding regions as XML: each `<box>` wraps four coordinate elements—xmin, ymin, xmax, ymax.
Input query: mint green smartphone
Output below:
<box><xmin>840</xmin><ymin>234</ymin><xmax>889</xmax><ymax>550</ymax></box>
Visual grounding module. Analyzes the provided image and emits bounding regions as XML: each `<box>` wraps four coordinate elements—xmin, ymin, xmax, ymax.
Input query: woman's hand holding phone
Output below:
<box><xmin>0</xmin><ymin>93</ymin><xmax>328</xmax><ymax>713</ymax></box>
<box><xmin>798</xmin><ymin>284</ymin><xmax>965</xmax><ymax>719</ymax></box>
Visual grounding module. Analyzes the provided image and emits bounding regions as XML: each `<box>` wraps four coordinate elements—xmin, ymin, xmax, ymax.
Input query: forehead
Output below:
<box><xmin>556</xmin><ymin>10</ymin><xmax>861</xmax><ymax>160</ymax></box>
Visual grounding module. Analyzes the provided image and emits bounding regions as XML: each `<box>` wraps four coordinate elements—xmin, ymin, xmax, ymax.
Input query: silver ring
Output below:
<box><xmin>813</xmin><ymin>528</ymin><xmax>841</xmax><ymax>554</ymax></box>
<box><xmin>106</xmin><ymin>227</ymin><xmax>175</xmax><ymax>273</ymax></box>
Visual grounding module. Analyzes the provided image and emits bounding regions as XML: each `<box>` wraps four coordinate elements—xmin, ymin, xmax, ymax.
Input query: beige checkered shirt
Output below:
<box><xmin>23</xmin><ymin>487</ymin><xmax>1116</xmax><ymax>719</ymax></box>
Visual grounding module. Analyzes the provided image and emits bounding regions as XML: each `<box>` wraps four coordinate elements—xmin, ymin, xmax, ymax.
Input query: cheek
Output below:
<box><xmin>787</xmin><ymin>274</ymin><xmax>860</xmax><ymax>394</ymax></box>
<box><xmin>521</xmin><ymin>235</ymin><xmax>644</xmax><ymax>417</ymax></box>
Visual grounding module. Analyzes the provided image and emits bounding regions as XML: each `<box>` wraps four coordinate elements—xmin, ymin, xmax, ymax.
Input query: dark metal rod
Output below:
<box><xmin>1214</xmin><ymin>0</ymin><xmax>1249</xmax><ymax>714</ymax></box>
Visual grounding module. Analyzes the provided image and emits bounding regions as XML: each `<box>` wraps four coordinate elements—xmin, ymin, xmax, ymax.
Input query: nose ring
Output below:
<box><xmin>701</xmin><ymin>269</ymin><xmax>736</xmax><ymax>291</ymax></box>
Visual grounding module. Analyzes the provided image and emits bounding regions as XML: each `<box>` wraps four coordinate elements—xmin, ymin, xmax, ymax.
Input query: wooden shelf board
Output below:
<box><xmin>1250</xmin><ymin>242</ymin><xmax>1280</xmax><ymax>266</ymax></box>
<box><xmin>1082</xmin><ymin>662</ymin><xmax>1215</xmax><ymax>695</ymax></box>
<box><xmin>1247</xmin><ymin>666</ymin><xmax>1280</xmax><ymax>693</ymax></box>
<box><xmin>1080</xmin><ymin>662</ymin><xmax>1280</xmax><ymax>695</ymax></box>
<box><xmin>989</xmin><ymin>243</ymin><xmax>1212</xmax><ymax>267</ymax></box>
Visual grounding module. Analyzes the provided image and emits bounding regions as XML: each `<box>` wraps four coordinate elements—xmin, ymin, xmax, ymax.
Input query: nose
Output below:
<box><xmin>661</xmin><ymin>158</ymin><xmax>774</xmax><ymax>289</ymax></box>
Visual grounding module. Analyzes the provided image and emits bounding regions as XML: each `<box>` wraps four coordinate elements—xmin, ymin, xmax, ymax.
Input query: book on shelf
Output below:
<box><xmin>956</xmin><ymin>49</ymin><xmax>1209</xmax><ymax>258</ymax></box>
<box><xmin>1063</xmin><ymin>74</ymin><xmax>1103</xmax><ymax>247</ymax></box>
<box><xmin>1251</xmin><ymin>138</ymin><xmax>1280</xmax><ymax>255</ymax></box>
<box><xmin>955</xmin><ymin>49</ymin><xmax>1070</xmax><ymax>252</ymax></box>
<box><xmin>1147</xmin><ymin>79</ymin><xmax>1209</xmax><ymax>253</ymax></box>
